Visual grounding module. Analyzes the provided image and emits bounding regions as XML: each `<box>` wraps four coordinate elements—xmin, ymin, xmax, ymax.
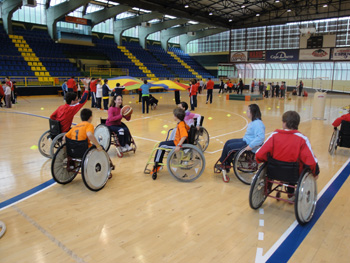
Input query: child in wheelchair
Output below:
<box><xmin>178</xmin><ymin>101</ymin><xmax>201</xmax><ymax>130</ymax></box>
<box><xmin>149</xmin><ymin>94</ymin><xmax>158</xmax><ymax>110</ymax></box>
<box><xmin>152</xmin><ymin>108</ymin><xmax>189</xmax><ymax>173</ymax></box>
<box><xmin>255</xmin><ymin>111</ymin><xmax>319</xmax><ymax>200</ymax></box>
<box><xmin>332</xmin><ymin>108</ymin><xmax>350</xmax><ymax>128</ymax></box>
<box><xmin>105</xmin><ymin>95</ymin><xmax>133</xmax><ymax>152</ymax></box>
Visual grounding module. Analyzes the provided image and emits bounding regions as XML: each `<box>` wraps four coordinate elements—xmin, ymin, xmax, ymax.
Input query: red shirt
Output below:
<box><xmin>67</xmin><ymin>78</ymin><xmax>76</xmax><ymax>90</ymax></box>
<box><xmin>332</xmin><ymin>113</ymin><xmax>350</xmax><ymax>127</ymax></box>
<box><xmin>190</xmin><ymin>84</ymin><xmax>197</xmax><ymax>96</ymax></box>
<box><xmin>206</xmin><ymin>80</ymin><xmax>214</xmax><ymax>90</ymax></box>
<box><xmin>6</xmin><ymin>81</ymin><xmax>13</xmax><ymax>91</ymax></box>
<box><xmin>106</xmin><ymin>106</ymin><xmax>131</xmax><ymax>126</ymax></box>
<box><xmin>50</xmin><ymin>91</ymin><xmax>89</xmax><ymax>132</ymax></box>
<box><xmin>90</xmin><ymin>80</ymin><xmax>98</xmax><ymax>93</ymax></box>
<box><xmin>0</xmin><ymin>84</ymin><xmax>4</xmax><ymax>96</ymax></box>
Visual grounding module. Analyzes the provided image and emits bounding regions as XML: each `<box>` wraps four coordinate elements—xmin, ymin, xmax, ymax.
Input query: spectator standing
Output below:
<box><xmin>67</xmin><ymin>76</ymin><xmax>76</xmax><ymax>93</ymax></box>
<box><xmin>96</xmin><ymin>79</ymin><xmax>102</xmax><ymax>109</ymax></box>
<box><xmin>206</xmin><ymin>78</ymin><xmax>214</xmax><ymax>104</ymax></box>
<box><xmin>102</xmin><ymin>79</ymin><xmax>111</xmax><ymax>110</ymax></box>
<box><xmin>61</xmin><ymin>80</ymin><xmax>68</xmax><ymax>100</ymax></box>
<box><xmin>140</xmin><ymin>80</ymin><xmax>150</xmax><ymax>114</ymax></box>
<box><xmin>90</xmin><ymin>78</ymin><xmax>98</xmax><ymax>108</ymax></box>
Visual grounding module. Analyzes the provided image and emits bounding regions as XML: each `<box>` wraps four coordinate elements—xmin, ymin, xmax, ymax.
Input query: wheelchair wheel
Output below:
<box><xmin>167</xmin><ymin>144</ymin><xmax>205</xmax><ymax>182</ymax></box>
<box><xmin>81</xmin><ymin>146</ymin><xmax>111</xmax><ymax>191</ymax></box>
<box><xmin>249</xmin><ymin>163</ymin><xmax>267</xmax><ymax>209</ymax></box>
<box><xmin>51</xmin><ymin>144</ymin><xmax>79</xmax><ymax>184</ymax></box>
<box><xmin>50</xmin><ymin>133</ymin><xmax>66</xmax><ymax>158</ymax></box>
<box><xmin>38</xmin><ymin>130</ymin><xmax>53</xmax><ymax>158</ymax></box>
<box><xmin>195</xmin><ymin>127</ymin><xmax>210</xmax><ymax>152</ymax></box>
<box><xmin>233</xmin><ymin>147</ymin><xmax>259</xmax><ymax>185</ymax></box>
<box><xmin>295</xmin><ymin>170</ymin><xmax>317</xmax><ymax>225</ymax></box>
<box><xmin>94</xmin><ymin>124</ymin><xmax>111</xmax><ymax>152</ymax></box>
<box><xmin>328</xmin><ymin>129</ymin><xmax>339</xmax><ymax>155</ymax></box>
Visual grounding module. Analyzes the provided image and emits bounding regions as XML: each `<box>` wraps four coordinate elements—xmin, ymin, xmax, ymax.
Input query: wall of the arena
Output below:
<box><xmin>189</xmin><ymin>52</ymin><xmax>229</xmax><ymax>77</ymax></box>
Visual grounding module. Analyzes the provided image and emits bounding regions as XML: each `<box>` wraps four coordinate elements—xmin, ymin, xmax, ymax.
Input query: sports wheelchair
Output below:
<box><xmin>38</xmin><ymin>119</ymin><xmax>66</xmax><ymax>158</ymax></box>
<box><xmin>214</xmin><ymin>145</ymin><xmax>260</xmax><ymax>184</ymax></box>
<box><xmin>51</xmin><ymin>137</ymin><xmax>114</xmax><ymax>191</ymax></box>
<box><xmin>329</xmin><ymin>120</ymin><xmax>350</xmax><ymax>155</ymax></box>
<box><xmin>193</xmin><ymin>116</ymin><xmax>210</xmax><ymax>152</ymax></box>
<box><xmin>144</xmin><ymin>126</ymin><xmax>206</xmax><ymax>182</ymax></box>
<box><xmin>249</xmin><ymin>157</ymin><xmax>317</xmax><ymax>225</ymax></box>
<box><xmin>94</xmin><ymin>119</ymin><xmax>136</xmax><ymax>158</ymax></box>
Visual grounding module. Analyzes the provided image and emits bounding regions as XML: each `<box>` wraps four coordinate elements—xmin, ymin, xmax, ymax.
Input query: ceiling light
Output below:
<box><xmin>256</xmin><ymin>14</ymin><xmax>260</xmax><ymax>16</ymax></box>
<box><xmin>241</xmin><ymin>5</ymin><xmax>245</xmax><ymax>8</ymax></box>
<box><xmin>275</xmin><ymin>0</ymin><xmax>280</xmax><ymax>2</ymax></box>
<box><xmin>209</xmin><ymin>12</ymin><xmax>213</xmax><ymax>15</ymax></box>
<box><xmin>323</xmin><ymin>4</ymin><xmax>328</xmax><ymax>7</ymax></box>
<box><xmin>287</xmin><ymin>9</ymin><xmax>291</xmax><ymax>12</ymax></box>
<box><xmin>184</xmin><ymin>5</ymin><xmax>189</xmax><ymax>8</ymax></box>
<box><xmin>229</xmin><ymin>19</ymin><xmax>232</xmax><ymax>22</ymax></box>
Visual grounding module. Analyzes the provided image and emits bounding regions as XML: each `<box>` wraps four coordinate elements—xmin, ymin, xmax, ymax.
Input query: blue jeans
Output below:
<box><xmin>219</xmin><ymin>138</ymin><xmax>247</xmax><ymax>164</ymax></box>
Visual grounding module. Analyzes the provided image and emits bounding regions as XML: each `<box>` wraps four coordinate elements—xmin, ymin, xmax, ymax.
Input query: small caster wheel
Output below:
<box><xmin>152</xmin><ymin>172</ymin><xmax>157</xmax><ymax>180</ymax></box>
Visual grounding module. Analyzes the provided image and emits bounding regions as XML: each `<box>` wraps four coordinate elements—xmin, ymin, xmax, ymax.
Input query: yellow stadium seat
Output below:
<box><xmin>40</xmin><ymin>72</ymin><xmax>45</xmax><ymax>76</ymax></box>
<box><xmin>38</xmin><ymin>77</ymin><xmax>44</xmax><ymax>82</ymax></box>
<box><xmin>35</xmin><ymin>72</ymin><xmax>40</xmax><ymax>76</ymax></box>
<box><xmin>31</xmin><ymin>67</ymin><xmax>36</xmax><ymax>71</ymax></box>
<box><xmin>33</xmin><ymin>62</ymin><xmax>37</xmax><ymax>66</ymax></box>
<box><xmin>45</xmin><ymin>72</ymin><xmax>50</xmax><ymax>76</ymax></box>
<box><xmin>28</xmin><ymin>62</ymin><xmax>33</xmax><ymax>66</ymax></box>
<box><xmin>37</xmin><ymin>62</ymin><xmax>42</xmax><ymax>66</ymax></box>
<box><xmin>18</xmin><ymin>48</ymin><xmax>23</xmax><ymax>52</ymax></box>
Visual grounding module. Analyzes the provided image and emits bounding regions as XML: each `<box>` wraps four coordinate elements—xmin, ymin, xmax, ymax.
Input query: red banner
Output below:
<box><xmin>65</xmin><ymin>16</ymin><xmax>88</xmax><ymax>25</ymax></box>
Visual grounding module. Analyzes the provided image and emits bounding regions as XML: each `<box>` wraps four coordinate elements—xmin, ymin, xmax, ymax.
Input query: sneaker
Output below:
<box><xmin>152</xmin><ymin>166</ymin><xmax>162</xmax><ymax>173</ymax></box>
<box><xmin>125</xmin><ymin>144</ymin><xmax>133</xmax><ymax>151</ymax></box>
<box><xmin>288</xmin><ymin>194</ymin><xmax>295</xmax><ymax>202</ymax></box>
<box><xmin>120</xmin><ymin>146</ymin><xmax>127</xmax><ymax>152</ymax></box>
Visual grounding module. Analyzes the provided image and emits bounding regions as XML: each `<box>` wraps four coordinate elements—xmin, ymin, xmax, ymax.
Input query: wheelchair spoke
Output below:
<box><xmin>296</xmin><ymin>173</ymin><xmax>317</xmax><ymax>224</ymax></box>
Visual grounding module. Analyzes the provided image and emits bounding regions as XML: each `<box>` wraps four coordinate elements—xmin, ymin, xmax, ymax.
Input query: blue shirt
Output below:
<box><xmin>62</xmin><ymin>83</ymin><xmax>67</xmax><ymax>92</ymax></box>
<box><xmin>141</xmin><ymin>84</ymin><xmax>150</xmax><ymax>96</ymax></box>
<box><xmin>243</xmin><ymin>119</ymin><xmax>265</xmax><ymax>149</ymax></box>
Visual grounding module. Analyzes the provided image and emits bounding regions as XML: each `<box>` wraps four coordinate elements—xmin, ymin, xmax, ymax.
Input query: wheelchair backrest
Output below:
<box><xmin>339</xmin><ymin>121</ymin><xmax>350</xmax><ymax>147</ymax></box>
<box><xmin>194</xmin><ymin>116</ymin><xmax>204</xmax><ymax>127</ymax></box>
<box><xmin>49</xmin><ymin>119</ymin><xmax>61</xmax><ymax>137</ymax></box>
<box><xmin>66</xmin><ymin>137</ymin><xmax>89</xmax><ymax>159</ymax></box>
<box><xmin>187</xmin><ymin>126</ymin><xmax>197</xmax><ymax>144</ymax></box>
<box><xmin>267</xmin><ymin>156</ymin><xmax>300</xmax><ymax>184</ymax></box>
<box><xmin>100</xmin><ymin>118</ymin><xmax>107</xmax><ymax>124</ymax></box>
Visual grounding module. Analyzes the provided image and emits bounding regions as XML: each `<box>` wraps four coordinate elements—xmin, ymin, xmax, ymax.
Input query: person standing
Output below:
<box><xmin>96</xmin><ymin>79</ymin><xmax>102</xmax><ymax>109</ymax></box>
<box><xmin>280</xmin><ymin>81</ymin><xmax>286</xmax><ymax>98</ymax></box>
<box><xmin>238</xmin><ymin>79</ymin><xmax>244</xmax><ymax>94</ymax></box>
<box><xmin>218</xmin><ymin>79</ymin><xmax>224</xmax><ymax>94</ymax></box>
<box><xmin>141</xmin><ymin>80</ymin><xmax>150</xmax><ymax>114</ymax></box>
<box><xmin>61</xmin><ymin>80</ymin><xmax>68</xmax><ymax>100</ymax></box>
<box><xmin>67</xmin><ymin>76</ymin><xmax>76</xmax><ymax>93</ymax></box>
<box><xmin>271</xmin><ymin>82</ymin><xmax>275</xmax><ymax>98</ymax></box>
<box><xmin>275</xmin><ymin>82</ymin><xmax>280</xmax><ymax>98</ymax></box>
<box><xmin>5</xmin><ymin>77</ymin><xmax>14</xmax><ymax>104</ymax></box>
<box><xmin>251</xmin><ymin>79</ymin><xmax>255</xmax><ymax>93</ymax></box>
<box><xmin>174</xmin><ymin>79</ymin><xmax>181</xmax><ymax>105</ymax></box>
<box><xmin>298</xmin><ymin>80</ymin><xmax>304</xmax><ymax>96</ymax></box>
<box><xmin>102</xmin><ymin>79</ymin><xmax>111</xmax><ymax>110</ymax></box>
<box><xmin>0</xmin><ymin>82</ymin><xmax>4</xmax><ymax>107</ymax></box>
<box><xmin>3</xmin><ymin>82</ymin><xmax>12</xmax><ymax>108</ymax></box>
<box><xmin>206</xmin><ymin>78</ymin><xmax>214</xmax><ymax>104</ymax></box>
<box><xmin>90</xmin><ymin>78</ymin><xmax>98</xmax><ymax>108</ymax></box>
<box><xmin>259</xmin><ymin>79</ymin><xmax>264</xmax><ymax>95</ymax></box>
<box><xmin>189</xmin><ymin>79</ymin><xmax>197</xmax><ymax>111</ymax></box>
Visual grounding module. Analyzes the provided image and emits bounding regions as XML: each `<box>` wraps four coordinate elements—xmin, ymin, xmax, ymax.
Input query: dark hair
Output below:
<box><xmin>65</xmin><ymin>92</ymin><xmax>77</xmax><ymax>104</ymax></box>
<box><xmin>144</xmin><ymin>80</ymin><xmax>147</xmax><ymax>84</ymax></box>
<box><xmin>282</xmin><ymin>111</ymin><xmax>300</xmax><ymax>130</ymax></box>
<box><xmin>109</xmin><ymin>95</ymin><xmax>123</xmax><ymax>108</ymax></box>
<box><xmin>80</xmin><ymin>108</ymin><xmax>92</xmax><ymax>121</ymax></box>
<box><xmin>116</xmin><ymin>83</ymin><xmax>120</xmax><ymax>87</ymax></box>
<box><xmin>104</xmin><ymin>79</ymin><xmax>108</xmax><ymax>83</ymax></box>
<box><xmin>180</xmin><ymin>101</ymin><xmax>188</xmax><ymax>111</ymax></box>
<box><xmin>249</xmin><ymin>104</ymin><xmax>262</xmax><ymax>121</ymax></box>
<box><xmin>1</xmin><ymin>81</ymin><xmax>5</xmax><ymax>84</ymax></box>
<box><xmin>173</xmin><ymin>108</ymin><xmax>186</xmax><ymax>121</ymax></box>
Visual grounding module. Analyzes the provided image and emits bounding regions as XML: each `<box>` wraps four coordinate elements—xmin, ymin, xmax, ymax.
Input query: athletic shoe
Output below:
<box><xmin>125</xmin><ymin>144</ymin><xmax>133</xmax><ymax>151</ymax></box>
<box><xmin>152</xmin><ymin>166</ymin><xmax>162</xmax><ymax>173</ymax></box>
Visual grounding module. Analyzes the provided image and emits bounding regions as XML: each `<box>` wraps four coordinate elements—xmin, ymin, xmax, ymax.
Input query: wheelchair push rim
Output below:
<box><xmin>167</xmin><ymin>144</ymin><xmax>205</xmax><ymax>182</ymax></box>
<box><xmin>195</xmin><ymin>127</ymin><xmax>210</xmax><ymax>152</ymax></box>
<box><xmin>81</xmin><ymin>147</ymin><xmax>111</xmax><ymax>191</ymax></box>
<box><xmin>249</xmin><ymin>163</ymin><xmax>267</xmax><ymax>209</ymax></box>
<box><xmin>38</xmin><ymin>130</ymin><xmax>54</xmax><ymax>158</ymax></box>
<box><xmin>328</xmin><ymin>129</ymin><xmax>338</xmax><ymax>155</ymax></box>
<box><xmin>295</xmin><ymin>171</ymin><xmax>317</xmax><ymax>225</ymax></box>
<box><xmin>50</xmin><ymin>133</ymin><xmax>66</xmax><ymax>158</ymax></box>
<box><xmin>94</xmin><ymin>124</ymin><xmax>111</xmax><ymax>152</ymax></box>
<box><xmin>51</xmin><ymin>144</ymin><xmax>79</xmax><ymax>184</ymax></box>
<box><xmin>233</xmin><ymin>147</ymin><xmax>259</xmax><ymax>185</ymax></box>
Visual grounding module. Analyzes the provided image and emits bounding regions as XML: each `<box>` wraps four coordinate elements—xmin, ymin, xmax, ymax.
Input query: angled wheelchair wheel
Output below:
<box><xmin>195</xmin><ymin>127</ymin><xmax>210</xmax><ymax>152</ymax></box>
<box><xmin>295</xmin><ymin>170</ymin><xmax>317</xmax><ymax>225</ymax></box>
<box><xmin>51</xmin><ymin>144</ymin><xmax>79</xmax><ymax>184</ymax></box>
<box><xmin>38</xmin><ymin>130</ymin><xmax>53</xmax><ymax>158</ymax></box>
<box><xmin>167</xmin><ymin>144</ymin><xmax>205</xmax><ymax>182</ymax></box>
<box><xmin>328</xmin><ymin>129</ymin><xmax>339</xmax><ymax>155</ymax></box>
<box><xmin>249</xmin><ymin>163</ymin><xmax>267</xmax><ymax>209</ymax></box>
<box><xmin>94</xmin><ymin>124</ymin><xmax>111</xmax><ymax>152</ymax></box>
<box><xmin>50</xmin><ymin>133</ymin><xmax>66</xmax><ymax>158</ymax></box>
<box><xmin>233</xmin><ymin>147</ymin><xmax>259</xmax><ymax>185</ymax></box>
<box><xmin>81</xmin><ymin>146</ymin><xmax>111</xmax><ymax>191</ymax></box>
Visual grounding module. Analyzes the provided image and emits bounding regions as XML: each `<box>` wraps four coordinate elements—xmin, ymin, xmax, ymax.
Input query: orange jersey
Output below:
<box><xmin>206</xmin><ymin>80</ymin><xmax>214</xmax><ymax>90</ymax></box>
<box><xmin>65</xmin><ymin>121</ymin><xmax>94</xmax><ymax>147</ymax></box>
<box><xmin>174</xmin><ymin>121</ymin><xmax>189</xmax><ymax>146</ymax></box>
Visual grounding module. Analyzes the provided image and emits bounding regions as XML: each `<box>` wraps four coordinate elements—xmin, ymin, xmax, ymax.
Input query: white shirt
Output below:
<box><xmin>4</xmin><ymin>85</ymin><xmax>11</xmax><ymax>95</ymax></box>
<box><xmin>96</xmin><ymin>84</ymin><xmax>102</xmax><ymax>98</ymax></box>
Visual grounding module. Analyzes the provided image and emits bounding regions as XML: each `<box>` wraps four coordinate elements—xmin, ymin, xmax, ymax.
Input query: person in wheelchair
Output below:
<box><xmin>332</xmin><ymin>109</ymin><xmax>350</xmax><ymax>128</ymax></box>
<box><xmin>105</xmin><ymin>95</ymin><xmax>133</xmax><ymax>153</ymax></box>
<box><xmin>152</xmin><ymin>108</ymin><xmax>189</xmax><ymax>173</ymax></box>
<box><xmin>255</xmin><ymin>111</ymin><xmax>320</xmax><ymax>199</ymax></box>
<box><xmin>178</xmin><ymin>101</ymin><xmax>201</xmax><ymax>130</ymax></box>
<box><xmin>50</xmin><ymin>90</ymin><xmax>89</xmax><ymax>133</ymax></box>
<box><xmin>216</xmin><ymin>104</ymin><xmax>265</xmax><ymax>172</ymax></box>
<box><xmin>65</xmin><ymin>108</ymin><xmax>103</xmax><ymax>152</ymax></box>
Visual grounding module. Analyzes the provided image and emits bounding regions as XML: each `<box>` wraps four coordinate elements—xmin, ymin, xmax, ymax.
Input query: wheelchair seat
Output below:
<box><xmin>49</xmin><ymin>119</ymin><xmax>61</xmax><ymax>137</ymax></box>
<box><xmin>66</xmin><ymin>137</ymin><xmax>89</xmax><ymax>159</ymax></box>
<box><xmin>267</xmin><ymin>156</ymin><xmax>300</xmax><ymax>184</ymax></box>
<box><xmin>339</xmin><ymin>120</ymin><xmax>350</xmax><ymax>148</ymax></box>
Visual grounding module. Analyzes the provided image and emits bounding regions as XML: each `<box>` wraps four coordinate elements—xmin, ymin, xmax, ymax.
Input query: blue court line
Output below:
<box><xmin>266</xmin><ymin>161</ymin><xmax>350</xmax><ymax>262</ymax></box>
<box><xmin>0</xmin><ymin>179</ymin><xmax>56</xmax><ymax>210</ymax></box>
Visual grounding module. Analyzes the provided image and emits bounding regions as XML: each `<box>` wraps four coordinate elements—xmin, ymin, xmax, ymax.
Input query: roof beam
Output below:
<box><xmin>84</xmin><ymin>5</ymin><xmax>131</xmax><ymax>27</ymax></box>
<box><xmin>1</xmin><ymin>0</ymin><xmax>22</xmax><ymax>34</ymax></box>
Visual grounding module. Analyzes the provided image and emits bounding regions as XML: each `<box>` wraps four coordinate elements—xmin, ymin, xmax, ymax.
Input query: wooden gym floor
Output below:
<box><xmin>1</xmin><ymin>90</ymin><xmax>350</xmax><ymax>262</ymax></box>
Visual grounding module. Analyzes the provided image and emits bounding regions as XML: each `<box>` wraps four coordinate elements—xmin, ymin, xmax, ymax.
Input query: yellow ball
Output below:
<box><xmin>41</xmin><ymin>107</ymin><xmax>44</xmax><ymax>110</ymax></box>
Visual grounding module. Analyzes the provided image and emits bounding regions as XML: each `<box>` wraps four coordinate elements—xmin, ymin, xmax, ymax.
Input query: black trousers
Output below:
<box><xmin>142</xmin><ymin>96</ymin><xmax>149</xmax><ymax>113</ymax></box>
<box><xmin>206</xmin><ymin>89</ymin><xmax>213</xmax><ymax>103</ymax></box>
<box><xmin>174</xmin><ymin>91</ymin><xmax>180</xmax><ymax>105</ymax></box>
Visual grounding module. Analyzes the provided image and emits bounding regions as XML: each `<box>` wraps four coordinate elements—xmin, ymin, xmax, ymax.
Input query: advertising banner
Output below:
<box><xmin>266</xmin><ymin>50</ymin><xmax>299</xmax><ymax>62</ymax></box>
<box><xmin>299</xmin><ymin>48</ymin><xmax>330</xmax><ymax>60</ymax></box>
<box><xmin>248</xmin><ymin>51</ymin><xmax>265</xmax><ymax>61</ymax></box>
<box><xmin>332</xmin><ymin>48</ymin><xmax>350</xmax><ymax>60</ymax></box>
<box><xmin>230</xmin><ymin>52</ymin><xmax>248</xmax><ymax>62</ymax></box>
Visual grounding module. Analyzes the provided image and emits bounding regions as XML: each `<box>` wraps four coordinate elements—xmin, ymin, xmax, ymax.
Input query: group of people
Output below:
<box><xmin>0</xmin><ymin>77</ymin><xmax>17</xmax><ymax>108</ymax></box>
<box><xmin>218</xmin><ymin>79</ymin><xmax>245</xmax><ymax>94</ymax></box>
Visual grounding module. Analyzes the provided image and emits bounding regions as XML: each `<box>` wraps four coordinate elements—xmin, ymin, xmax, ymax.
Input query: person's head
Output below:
<box><xmin>91</xmin><ymin>77</ymin><xmax>95</xmax><ymax>81</ymax></box>
<box><xmin>247</xmin><ymin>104</ymin><xmax>262</xmax><ymax>121</ymax></box>
<box><xmin>97</xmin><ymin>79</ymin><xmax>101</xmax><ymax>84</ymax></box>
<box><xmin>110</xmin><ymin>95</ymin><xmax>123</xmax><ymax>108</ymax></box>
<box><xmin>64</xmin><ymin>79</ymin><xmax>67</xmax><ymax>83</ymax></box>
<box><xmin>144</xmin><ymin>80</ymin><xmax>147</xmax><ymax>84</ymax></box>
<box><xmin>13</xmin><ymin>81</ymin><xmax>16</xmax><ymax>84</ymax></box>
<box><xmin>104</xmin><ymin>79</ymin><xmax>108</xmax><ymax>84</ymax></box>
<box><xmin>80</xmin><ymin>108</ymin><xmax>92</xmax><ymax>122</ymax></box>
<box><xmin>5</xmin><ymin>77</ymin><xmax>9</xmax><ymax>81</ymax></box>
<box><xmin>178</xmin><ymin>101</ymin><xmax>188</xmax><ymax>111</ymax></box>
<box><xmin>173</xmin><ymin>108</ymin><xmax>186</xmax><ymax>122</ymax></box>
<box><xmin>71</xmin><ymin>76</ymin><xmax>75</xmax><ymax>79</ymax></box>
<box><xmin>65</xmin><ymin>92</ymin><xmax>78</xmax><ymax>105</ymax></box>
<box><xmin>116</xmin><ymin>83</ymin><xmax>120</xmax><ymax>87</ymax></box>
<box><xmin>282</xmin><ymin>111</ymin><xmax>300</xmax><ymax>130</ymax></box>
<box><xmin>208</xmin><ymin>78</ymin><xmax>211</xmax><ymax>80</ymax></box>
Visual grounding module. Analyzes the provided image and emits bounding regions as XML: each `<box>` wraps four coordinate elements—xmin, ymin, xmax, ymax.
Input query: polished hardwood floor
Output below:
<box><xmin>1</xmin><ymin>90</ymin><xmax>350</xmax><ymax>262</ymax></box>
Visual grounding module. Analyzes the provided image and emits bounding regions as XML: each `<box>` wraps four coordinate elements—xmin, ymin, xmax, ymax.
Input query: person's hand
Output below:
<box><xmin>175</xmin><ymin>145</ymin><xmax>181</xmax><ymax>152</ymax></box>
<box><xmin>196</xmin><ymin>126</ymin><xmax>200</xmax><ymax>131</ymax></box>
<box><xmin>97</xmin><ymin>145</ymin><xmax>103</xmax><ymax>151</ymax></box>
<box><xmin>245</xmin><ymin>145</ymin><xmax>252</xmax><ymax>151</ymax></box>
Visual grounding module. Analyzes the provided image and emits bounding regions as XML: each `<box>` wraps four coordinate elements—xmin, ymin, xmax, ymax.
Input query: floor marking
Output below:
<box><xmin>259</xmin><ymin>208</ymin><xmax>264</xmax><ymax>215</ymax></box>
<box><xmin>259</xmin><ymin>219</ymin><xmax>264</xmax><ymax>227</ymax></box>
<box><xmin>256</xmin><ymin>158</ymin><xmax>350</xmax><ymax>263</ymax></box>
<box><xmin>258</xmin><ymin>232</ymin><xmax>264</xmax><ymax>241</ymax></box>
<box><xmin>132</xmin><ymin>135</ymin><xmax>160</xmax><ymax>143</ymax></box>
